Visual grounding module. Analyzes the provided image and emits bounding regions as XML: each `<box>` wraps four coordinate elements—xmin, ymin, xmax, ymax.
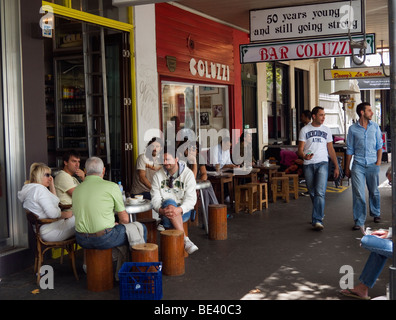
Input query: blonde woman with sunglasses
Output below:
<box><xmin>18</xmin><ymin>162</ymin><xmax>75</xmax><ymax>242</ymax></box>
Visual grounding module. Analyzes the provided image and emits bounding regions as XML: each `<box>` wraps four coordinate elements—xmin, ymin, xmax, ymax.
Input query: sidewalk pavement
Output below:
<box><xmin>0</xmin><ymin>163</ymin><xmax>393</xmax><ymax>300</ymax></box>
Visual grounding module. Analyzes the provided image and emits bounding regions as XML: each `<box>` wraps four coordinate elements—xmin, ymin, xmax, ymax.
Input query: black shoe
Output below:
<box><xmin>374</xmin><ymin>216</ymin><xmax>381</xmax><ymax>223</ymax></box>
<box><xmin>352</xmin><ymin>225</ymin><xmax>362</xmax><ymax>231</ymax></box>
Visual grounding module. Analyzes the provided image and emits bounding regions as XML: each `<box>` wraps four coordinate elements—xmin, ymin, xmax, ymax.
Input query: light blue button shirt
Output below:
<box><xmin>346</xmin><ymin>120</ymin><xmax>382</xmax><ymax>165</ymax></box>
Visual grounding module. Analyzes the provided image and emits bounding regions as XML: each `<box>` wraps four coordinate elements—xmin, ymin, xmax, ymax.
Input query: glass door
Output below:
<box><xmin>48</xmin><ymin>16</ymin><xmax>132</xmax><ymax>187</ymax></box>
<box><xmin>266</xmin><ymin>62</ymin><xmax>290</xmax><ymax>144</ymax></box>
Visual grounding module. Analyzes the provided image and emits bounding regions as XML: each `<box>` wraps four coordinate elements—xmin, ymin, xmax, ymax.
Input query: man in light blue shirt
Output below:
<box><xmin>345</xmin><ymin>102</ymin><xmax>382</xmax><ymax>230</ymax></box>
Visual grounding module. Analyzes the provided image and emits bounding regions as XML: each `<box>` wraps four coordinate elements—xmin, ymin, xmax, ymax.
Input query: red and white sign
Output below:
<box><xmin>240</xmin><ymin>34</ymin><xmax>375</xmax><ymax>63</ymax></box>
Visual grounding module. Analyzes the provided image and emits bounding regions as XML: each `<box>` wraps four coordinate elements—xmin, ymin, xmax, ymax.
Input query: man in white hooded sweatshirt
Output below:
<box><xmin>151</xmin><ymin>145</ymin><xmax>198</xmax><ymax>254</ymax></box>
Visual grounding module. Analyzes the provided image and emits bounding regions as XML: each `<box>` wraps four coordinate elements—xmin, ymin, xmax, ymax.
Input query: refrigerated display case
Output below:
<box><xmin>54</xmin><ymin>56</ymin><xmax>88</xmax><ymax>166</ymax></box>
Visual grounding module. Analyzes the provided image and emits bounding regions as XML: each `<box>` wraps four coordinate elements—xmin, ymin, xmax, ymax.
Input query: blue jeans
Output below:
<box><xmin>351</xmin><ymin>162</ymin><xmax>381</xmax><ymax>227</ymax></box>
<box><xmin>76</xmin><ymin>224</ymin><xmax>147</xmax><ymax>250</ymax></box>
<box><xmin>161</xmin><ymin>199</ymin><xmax>191</xmax><ymax>229</ymax></box>
<box><xmin>359</xmin><ymin>235</ymin><xmax>393</xmax><ymax>288</ymax></box>
<box><xmin>303</xmin><ymin>161</ymin><xmax>328</xmax><ymax>225</ymax></box>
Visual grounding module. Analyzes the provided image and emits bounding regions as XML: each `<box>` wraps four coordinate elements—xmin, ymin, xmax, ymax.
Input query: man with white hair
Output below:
<box><xmin>72</xmin><ymin>157</ymin><xmax>144</xmax><ymax>249</ymax></box>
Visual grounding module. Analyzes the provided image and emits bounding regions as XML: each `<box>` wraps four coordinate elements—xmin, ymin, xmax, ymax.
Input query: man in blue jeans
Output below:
<box><xmin>345</xmin><ymin>102</ymin><xmax>382</xmax><ymax>230</ymax></box>
<box><xmin>340</xmin><ymin>229</ymin><xmax>393</xmax><ymax>300</ymax></box>
<box><xmin>298</xmin><ymin>106</ymin><xmax>339</xmax><ymax>231</ymax></box>
<box><xmin>151</xmin><ymin>145</ymin><xmax>198</xmax><ymax>254</ymax></box>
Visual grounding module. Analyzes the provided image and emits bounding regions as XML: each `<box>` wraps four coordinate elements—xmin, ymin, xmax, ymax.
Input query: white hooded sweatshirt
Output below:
<box><xmin>150</xmin><ymin>161</ymin><xmax>197</xmax><ymax>214</ymax></box>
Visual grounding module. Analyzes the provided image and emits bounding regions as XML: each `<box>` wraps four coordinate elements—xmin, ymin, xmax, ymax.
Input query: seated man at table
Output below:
<box><xmin>208</xmin><ymin>136</ymin><xmax>239</xmax><ymax>171</ymax></box>
<box><xmin>178</xmin><ymin>140</ymin><xmax>219</xmax><ymax>220</ymax></box>
<box><xmin>151</xmin><ymin>145</ymin><xmax>198</xmax><ymax>254</ymax></box>
<box><xmin>72</xmin><ymin>157</ymin><xmax>146</xmax><ymax>251</ymax></box>
<box><xmin>130</xmin><ymin>137</ymin><xmax>163</xmax><ymax>200</ymax></box>
<box><xmin>54</xmin><ymin>149</ymin><xmax>85</xmax><ymax>208</ymax></box>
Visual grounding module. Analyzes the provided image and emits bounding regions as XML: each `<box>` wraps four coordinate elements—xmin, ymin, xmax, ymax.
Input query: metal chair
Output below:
<box><xmin>26</xmin><ymin>211</ymin><xmax>79</xmax><ymax>285</ymax></box>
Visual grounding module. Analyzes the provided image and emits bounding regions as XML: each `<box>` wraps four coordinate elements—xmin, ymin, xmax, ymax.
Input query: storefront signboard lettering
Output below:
<box><xmin>189</xmin><ymin>58</ymin><xmax>230</xmax><ymax>82</ymax></box>
<box><xmin>323</xmin><ymin>66</ymin><xmax>389</xmax><ymax>81</ymax></box>
<box><xmin>240</xmin><ymin>33</ymin><xmax>375</xmax><ymax>63</ymax></box>
<box><xmin>250</xmin><ymin>0</ymin><xmax>364</xmax><ymax>43</ymax></box>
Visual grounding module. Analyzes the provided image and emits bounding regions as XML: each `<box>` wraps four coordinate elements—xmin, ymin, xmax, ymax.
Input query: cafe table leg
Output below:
<box><xmin>200</xmin><ymin>189</ymin><xmax>209</xmax><ymax>234</ymax></box>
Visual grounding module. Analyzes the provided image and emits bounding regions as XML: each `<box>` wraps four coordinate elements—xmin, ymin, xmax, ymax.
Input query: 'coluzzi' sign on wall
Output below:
<box><xmin>189</xmin><ymin>58</ymin><xmax>230</xmax><ymax>83</ymax></box>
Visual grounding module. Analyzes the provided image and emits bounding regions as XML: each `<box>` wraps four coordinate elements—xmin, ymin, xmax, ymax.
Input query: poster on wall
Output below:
<box><xmin>200</xmin><ymin>112</ymin><xmax>210</xmax><ymax>126</ymax></box>
<box><xmin>200</xmin><ymin>96</ymin><xmax>212</xmax><ymax>109</ymax></box>
<box><xmin>213</xmin><ymin>104</ymin><xmax>223</xmax><ymax>117</ymax></box>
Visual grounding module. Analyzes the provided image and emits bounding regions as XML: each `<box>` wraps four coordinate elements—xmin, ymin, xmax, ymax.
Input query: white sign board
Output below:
<box><xmin>250</xmin><ymin>0</ymin><xmax>364</xmax><ymax>43</ymax></box>
<box><xmin>240</xmin><ymin>34</ymin><xmax>375</xmax><ymax>63</ymax></box>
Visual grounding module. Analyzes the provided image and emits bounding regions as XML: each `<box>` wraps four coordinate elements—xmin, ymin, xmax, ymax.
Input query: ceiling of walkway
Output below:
<box><xmin>175</xmin><ymin>0</ymin><xmax>389</xmax><ymax>50</ymax></box>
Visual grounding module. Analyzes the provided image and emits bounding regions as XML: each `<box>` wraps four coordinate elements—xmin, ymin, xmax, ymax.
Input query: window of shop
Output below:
<box><xmin>266</xmin><ymin>62</ymin><xmax>290</xmax><ymax>144</ymax></box>
<box><xmin>161</xmin><ymin>81</ymin><xmax>229</xmax><ymax>145</ymax></box>
<box><xmin>0</xmin><ymin>54</ymin><xmax>8</xmax><ymax>249</ymax></box>
<box><xmin>0</xmin><ymin>0</ymin><xmax>27</xmax><ymax>253</ymax></box>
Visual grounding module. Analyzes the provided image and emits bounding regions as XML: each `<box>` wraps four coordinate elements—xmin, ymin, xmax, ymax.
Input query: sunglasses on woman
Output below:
<box><xmin>44</xmin><ymin>173</ymin><xmax>51</xmax><ymax>178</ymax></box>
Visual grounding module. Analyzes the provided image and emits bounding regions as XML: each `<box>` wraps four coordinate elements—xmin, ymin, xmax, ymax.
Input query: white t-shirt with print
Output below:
<box><xmin>298</xmin><ymin>123</ymin><xmax>333</xmax><ymax>165</ymax></box>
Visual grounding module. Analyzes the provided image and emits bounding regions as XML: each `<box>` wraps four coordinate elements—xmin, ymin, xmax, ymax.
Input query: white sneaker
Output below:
<box><xmin>184</xmin><ymin>237</ymin><xmax>198</xmax><ymax>254</ymax></box>
<box><xmin>313</xmin><ymin>222</ymin><xmax>324</xmax><ymax>231</ymax></box>
<box><xmin>157</xmin><ymin>224</ymin><xmax>165</xmax><ymax>231</ymax></box>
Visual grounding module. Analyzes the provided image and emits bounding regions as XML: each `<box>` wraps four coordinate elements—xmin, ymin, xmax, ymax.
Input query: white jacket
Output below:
<box><xmin>18</xmin><ymin>183</ymin><xmax>61</xmax><ymax>220</ymax></box>
<box><xmin>150</xmin><ymin>161</ymin><xmax>197</xmax><ymax>214</ymax></box>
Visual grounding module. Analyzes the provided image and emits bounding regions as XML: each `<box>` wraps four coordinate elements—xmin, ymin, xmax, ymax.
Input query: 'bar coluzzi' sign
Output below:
<box><xmin>240</xmin><ymin>34</ymin><xmax>375</xmax><ymax>63</ymax></box>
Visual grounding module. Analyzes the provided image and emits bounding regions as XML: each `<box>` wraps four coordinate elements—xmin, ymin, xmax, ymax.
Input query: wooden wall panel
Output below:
<box><xmin>156</xmin><ymin>3</ymin><xmax>235</xmax><ymax>84</ymax></box>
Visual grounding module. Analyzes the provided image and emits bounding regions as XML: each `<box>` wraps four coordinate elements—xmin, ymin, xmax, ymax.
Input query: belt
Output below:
<box><xmin>77</xmin><ymin>227</ymin><xmax>114</xmax><ymax>238</ymax></box>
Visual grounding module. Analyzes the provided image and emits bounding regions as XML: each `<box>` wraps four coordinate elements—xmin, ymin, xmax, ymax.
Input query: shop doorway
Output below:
<box><xmin>45</xmin><ymin>16</ymin><xmax>133</xmax><ymax>188</ymax></box>
<box><xmin>266</xmin><ymin>62</ymin><xmax>290</xmax><ymax>144</ymax></box>
<box><xmin>242</xmin><ymin>63</ymin><xmax>258</xmax><ymax>160</ymax></box>
<box><xmin>295</xmin><ymin>68</ymin><xmax>309</xmax><ymax>135</ymax></box>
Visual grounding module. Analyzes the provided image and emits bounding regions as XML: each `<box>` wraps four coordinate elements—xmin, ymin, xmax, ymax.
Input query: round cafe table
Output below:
<box><xmin>125</xmin><ymin>199</ymin><xmax>153</xmax><ymax>222</ymax></box>
<box><xmin>196</xmin><ymin>180</ymin><xmax>211</xmax><ymax>234</ymax></box>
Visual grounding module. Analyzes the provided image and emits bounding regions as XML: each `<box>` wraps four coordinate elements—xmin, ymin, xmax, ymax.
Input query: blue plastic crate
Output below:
<box><xmin>118</xmin><ymin>262</ymin><xmax>162</xmax><ymax>300</ymax></box>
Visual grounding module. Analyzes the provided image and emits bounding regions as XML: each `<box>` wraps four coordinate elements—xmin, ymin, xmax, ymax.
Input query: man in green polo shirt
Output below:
<box><xmin>72</xmin><ymin>156</ymin><xmax>133</xmax><ymax>249</ymax></box>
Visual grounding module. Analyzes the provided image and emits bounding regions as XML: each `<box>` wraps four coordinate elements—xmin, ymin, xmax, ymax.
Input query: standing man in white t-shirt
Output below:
<box><xmin>298</xmin><ymin>106</ymin><xmax>339</xmax><ymax>231</ymax></box>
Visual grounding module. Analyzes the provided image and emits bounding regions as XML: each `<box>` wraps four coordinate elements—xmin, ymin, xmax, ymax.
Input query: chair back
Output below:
<box><xmin>26</xmin><ymin>211</ymin><xmax>40</xmax><ymax>234</ymax></box>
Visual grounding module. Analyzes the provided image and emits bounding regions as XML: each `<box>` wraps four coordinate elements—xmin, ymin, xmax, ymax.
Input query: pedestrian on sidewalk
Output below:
<box><xmin>345</xmin><ymin>102</ymin><xmax>382</xmax><ymax>231</ymax></box>
<box><xmin>298</xmin><ymin>106</ymin><xmax>339</xmax><ymax>231</ymax></box>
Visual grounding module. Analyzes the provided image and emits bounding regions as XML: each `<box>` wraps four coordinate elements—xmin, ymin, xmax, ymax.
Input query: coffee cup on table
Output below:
<box><xmin>130</xmin><ymin>198</ymin><xmax>139</xmax><ymax>204</ymax></box>
<box><xmin>135</xmin><ymin>195</ymin><xmax>143</xmax><ymax>201</ymax></box>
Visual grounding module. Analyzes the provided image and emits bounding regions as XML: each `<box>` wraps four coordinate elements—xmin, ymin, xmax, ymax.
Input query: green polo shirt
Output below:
<box><xmin>72</xmin><ymin>175</ymin><xmax>125</xmax><ymax>233</ymax></box>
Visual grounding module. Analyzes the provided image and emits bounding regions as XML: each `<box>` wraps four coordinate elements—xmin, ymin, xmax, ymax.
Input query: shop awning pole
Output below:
<box><xmin>388</xmin><ymin>0</ymin><xmax>396</xmax><ymax>301</ymax></box>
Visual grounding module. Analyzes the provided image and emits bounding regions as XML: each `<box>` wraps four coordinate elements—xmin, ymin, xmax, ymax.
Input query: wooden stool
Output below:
<box><xmin>208</xmin><ymin>204</ymin><xmax>227</xmax><ymax>240</ymax></box>
<box><xmin>235</xmin><ymin>184</ymin><xmax>258</xmax><ymax>214</ymax></box>
<box><xmin>271</xmin><ymin>176</ymin><xmax>290</xmax><ymax>203</ymax></box>
<box><xmin>138</xmin><ymin>218</ymin><xmax>157</xmax><ymax>244</ymax></box>
<box><xmin>131</xmin><ymin>243</ymin><xmax>159</xmax><ymax>265</ymax></box>
<box><xmin>285</xmin><ymin>174</ymin><xmax>299</xmax><ymax>199</ymax></box>
<box><xmin>86</xmin><ymin>248</ymin><xmax>113</xmax><ymax>292</ymax></box>
<box><xmin>136</xmin><ymin>209</ymin><xmax>152</xmax><ymax>221</ymax></box>
<box><xmin>160</xmin><ymin>230</ymin><xmax>185</xmax><ymax>276</ymax></box>
<box><xmin>248</xmin><ymin>182</ymin><xmax>268</xmax><ymax>210</ymax></box>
